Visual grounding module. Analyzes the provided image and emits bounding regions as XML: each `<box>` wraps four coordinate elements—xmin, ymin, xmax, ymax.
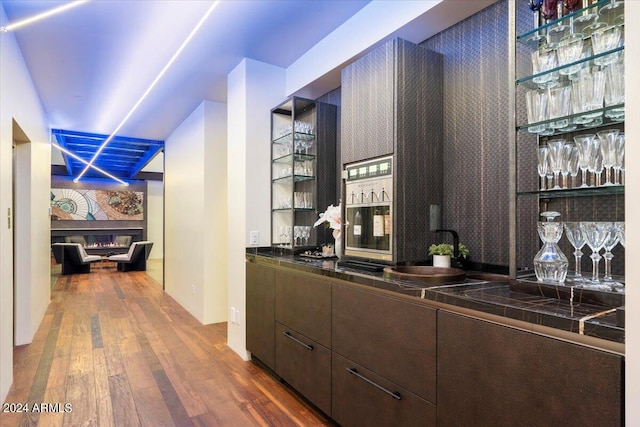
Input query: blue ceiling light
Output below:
<box><xmin>51</xmin><ymin>142</ymin><xmax>129</xmax><ymax>186</ymax></box>
<box><xmin>52</xmin><ymin>129</ymin><xmax>163</xmax><ymax>181</ymax></box>
<box><xmin>73</xmin><ymin>0</ymin><xmax>222</xmax><ymax>183</ymax></box>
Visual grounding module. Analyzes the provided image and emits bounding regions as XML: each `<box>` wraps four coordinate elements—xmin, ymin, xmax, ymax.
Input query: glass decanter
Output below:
<box><xmin>534</xmin><ymin>211</ymin><xmax>569</xmax><ymax>283</ymax></box>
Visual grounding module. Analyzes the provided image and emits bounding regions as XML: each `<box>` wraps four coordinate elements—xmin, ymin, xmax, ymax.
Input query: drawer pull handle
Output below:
<box><xmin>282</xmin><ymin>331</ymin><xmax>314</xmax><ymax>351</ymax></box>
<box><xmin>347</xmin><ymin>368</ymin><xmax>401</xmax><ymax>400</ymax></box>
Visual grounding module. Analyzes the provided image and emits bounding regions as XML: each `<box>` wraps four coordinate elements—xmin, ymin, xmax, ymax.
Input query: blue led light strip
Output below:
<box><xmin>52</xmin><ymin>143</ymin><xmax>129</xmax><ymax>186</ymax></box>
<box><xmin>74</xmin><ymin>0</ymin><xmax>222</xmax><ymax>183</ymax></box>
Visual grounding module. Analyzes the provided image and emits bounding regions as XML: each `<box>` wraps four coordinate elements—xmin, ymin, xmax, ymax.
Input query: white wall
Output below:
<box><xmin>626</xmin><ymin>1</ymin><xmax>639</xmax><ymax>423</ymax></box>
<box><xmin>0</xmin><ymin>3</ymin><xmax>51</xmax><ymax>401</ymax></box>
<box><xmin>226</xmin><ymin>59</ymin><xmax>286</xmax><ymax>359</ymax></box>
<box><xmin>164</xmin><ymin>100</ymin><xmax>227</xmax><ymax>324</ymax></box>
<box><xmin>146</xmin><ymin>179</ymin><xmax>163</xmax><ymax>259</ymax></box>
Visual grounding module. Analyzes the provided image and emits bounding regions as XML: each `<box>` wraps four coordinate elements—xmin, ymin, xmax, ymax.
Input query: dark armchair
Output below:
<box><xmin>64</xmin><ymin>235</ymin><xmax>87</xmax><ymax>246</ymax></box>
<box><xmin>114</xmin><ymin>235</ymin><xmax>132</xmax><ymax>247</ymax></box>
<box><xmin>51</xmin><ymin>243</ymin><xmax>101</xmax><ymax>275</ymax></box>
<box><xmin>108</xmin><ymin>241</ymin><xmax>153</xmax><ymax>271</ymax></box>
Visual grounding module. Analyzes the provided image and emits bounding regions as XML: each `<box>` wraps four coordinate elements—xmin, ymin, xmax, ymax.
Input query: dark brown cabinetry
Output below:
<box><xmin>246</xmin><ymin>262</ymin><xmax>275</xmax><ymax>370</ymax></box>
<box><xmin>275</xmin><ymin>270</ymin><xmax>331</xmax><ymax>348</ymax></box>
<box><xmin>274</xmin><ymin>270</ymin><xmax>332</xmax><ymax>414</ymax></box>
<box><xmin>332</xmin><ymin>352</ymin><xmax>436</xmax><ymax>427</ymax></box>
<box><xmin>275</xmin><ymin>323</ymin><xmax>332</xmax><ymax>415</ymax></box>
<box><xmin>437</xmin><ymin>311</ymin><xmax>623</xmax><ymax>427</ymax></box>
<box><xmin>332</xmin><ymin>284</ymin><xmax>437</xmax><ymax>404</ymax></box>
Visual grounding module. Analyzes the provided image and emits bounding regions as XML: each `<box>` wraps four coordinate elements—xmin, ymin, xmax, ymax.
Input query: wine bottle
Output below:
<box><xmin>353</xmin><ymin>210</ymin><xmax>362</xmax><ymax>246</ymax></box>
<box><xmin>373</xmin><ymin>208</ymin><xmax>385</xmax><ymax>250</ymax></box>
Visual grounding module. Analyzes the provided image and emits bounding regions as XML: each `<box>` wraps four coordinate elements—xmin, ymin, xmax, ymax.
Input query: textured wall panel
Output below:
<box><xmin>340</xmin><ymin>38</ymin><xmax>443</xmax><ymax>263</ymax></box>
<box><xmin>395</xmin><ymin>40</ymin><xmax>444</xmax><ymax>262</ymax></box>
<box><xmin>421</xmin><ymin>0</ymin><xmax>511</xmax><ymax>267</ymax></box>
<box><xmin>341</xmin><ymin>40</ymin><xmax>395</xmax><ymax>164</ymax></box>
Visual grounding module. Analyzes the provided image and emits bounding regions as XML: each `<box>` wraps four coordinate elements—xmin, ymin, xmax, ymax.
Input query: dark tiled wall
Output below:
<box><xmin>420</xmin><ymin>0</ymin><xmax>510</xmax><ymax>267</ymax></box>
<box><xmin>319</xmin><ymin>0</ymin><xmax>624</xmax><ymax>272</ymax></box>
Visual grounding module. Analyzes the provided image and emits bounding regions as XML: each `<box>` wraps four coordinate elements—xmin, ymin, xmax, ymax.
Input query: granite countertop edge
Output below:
<box><xmin>246</xmin><ymin>250</ymin><xmax>625</xmax><ymax>349</ymax></box>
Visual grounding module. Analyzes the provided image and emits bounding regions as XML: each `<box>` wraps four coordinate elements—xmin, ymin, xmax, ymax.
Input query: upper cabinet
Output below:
<box><xmin>341</xmin><ymin>38</ymin><xmax>445</xmax><ymax>263</ymax></box>
<box><xmin>271</xmin><ymin>96</ymin><xmax>337</xmax><ymax>253</ymax></box>
<box><xmin>511</xmin><ymin>0</ymin><xmax>625</xmax><ymax>283</ymax></box>
<box><xmin>341</xmin><ymin>38</ymin><xmax>444</xmax><ymax>166</ymax></box>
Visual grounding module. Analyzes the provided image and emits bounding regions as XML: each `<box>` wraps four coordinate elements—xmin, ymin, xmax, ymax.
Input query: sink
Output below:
<box><xmin>383</xmin><ymin>266</ymin><xmax>466</xmax><ymax>285</ymax></box>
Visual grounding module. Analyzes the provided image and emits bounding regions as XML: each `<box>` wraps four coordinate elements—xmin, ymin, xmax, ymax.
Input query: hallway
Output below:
<box><xmin>1</xmin><ymin>269</ymin><xmax>332</xmax><ymax>426</ymax></box>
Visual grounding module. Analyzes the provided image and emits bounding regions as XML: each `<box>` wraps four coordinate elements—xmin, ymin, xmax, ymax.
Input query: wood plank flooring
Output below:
<box><xmin>1</xmin><ymin>268</ymin><xmax>334</xmax><ymax>426</ymax></box>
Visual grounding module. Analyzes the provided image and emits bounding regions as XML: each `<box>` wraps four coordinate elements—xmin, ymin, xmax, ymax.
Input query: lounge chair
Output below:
<box><xmin>51</xmin><ymin>243</ymin><xmax>101</xmax><ymax>275</ymax></box>
<box><xmin>108</xmin><ymin>241</ymin><xmax>153</xmax><ymax>271</ymax></box>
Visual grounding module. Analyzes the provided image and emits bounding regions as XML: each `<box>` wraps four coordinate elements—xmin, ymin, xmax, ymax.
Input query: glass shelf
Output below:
<box><xmin>272</xmin><ymin>175</ymin><xmax>316</xmax><ymax>184</ymax></box>
<box><xmin>517</xmin><ymin>0</ymin><xmax>612</xmax><ymax>46</ymax></box>
<box><xmin>272</xmin><ymin>208</ymin><xmax>316</xmax><ymax>212</ymax></box>
<box><xmin>517</xmin><ymin>185</ymin><xmax>624</xmax><ymax>199</ymax></box>
<box><xmin>516</xmin><ymin>103</ymin><xmax>624</xmax><ymax>134</ymax></box>
<box><xmin>272</xmin><ymin>131</ymin><xmax>316</xmax><ymax>145</ymax></box>
<box><xmin>272</xmin><ymin>153</ymin><xmax>316</xmax><ymax>163</ymax></box>
<box><xmin>516</xmin><ymin>46</ymin><xmax>624</xmax><ymax>88</ymax></box>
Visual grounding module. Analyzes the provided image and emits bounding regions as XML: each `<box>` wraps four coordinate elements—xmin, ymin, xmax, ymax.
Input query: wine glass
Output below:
<box><xmin>560</xmin><ymin>143</ymin><xmax>574</xmax><ymax>189</ymax></box>
<box><xmin>567</xmin><ymin>146</ymin><xmax>580</xmax><ymax>188</ymax></box>
<box><xmin>613</xmin><ymin>133</ymin><xmax>625</xmax><ymax>185</ymax></box>
<box><xmin>537</xmin><ymin>146</ymin><xmax>550</xmax><ymax>191</ymax></box>
<box><xmin>564</xmin><ymin>222</ymin><xmax>586</xmax><ymax>283</ymax></box>
<box><xmin>597</xmin><ymin>129</ymin><xmax>620</xmax><ymax>185</ymax></box>
<box><xmin>574</xmin><ymin>134</ymin><xmax>595</xmax><ymax>187</ymax></box>
<box><xmin>601</xmin><ymin>223</ymin><xmax>619</xmax><ymax>282</ymax></box>
<box><xmin>581</xmin><ymin>221</ymin><xmax>611</xmax><ymax>285</ymax></box>
<box><xmin>615</xmin><ymin>222</ymin><xmax>625</xmax><ymax>248</ymax></box>
<box><xmin>590</xmin><ymin>147</ymin><xmax>604</xmax><ymax>187</ymax></box>
<box><xmin>547</xmin><ymin>139</ymin><xmax>566</xmax><ymax>189</ymax></box>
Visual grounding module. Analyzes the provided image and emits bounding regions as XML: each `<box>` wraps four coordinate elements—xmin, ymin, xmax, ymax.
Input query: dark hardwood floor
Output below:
<box><xmin>1</xmin><ymin>267</ymin><xmax>333</xmax><ymax>426</ymax></box>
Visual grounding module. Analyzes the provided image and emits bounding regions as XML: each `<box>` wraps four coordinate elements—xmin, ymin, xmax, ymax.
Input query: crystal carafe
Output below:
<box><xmin>534</xmin><ymin>211</ymin><xmax>569</xmax><ymax>283</ymax></box>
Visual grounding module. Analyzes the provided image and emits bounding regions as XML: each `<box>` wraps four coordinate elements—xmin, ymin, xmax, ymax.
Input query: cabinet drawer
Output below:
<box><xmin>246</xmin><ymin>262</ymin><xmax>275</xmax><ymax>370</ymax></box>
<box><xmin>275</xmin><ymin>323</ymin><xmax>331</xmax><ymax>415</ymax></box>
<box><xmin>275</xmin><ymin>270</ymin><xmax>331</xmax><ymax>348</ymax></box>
<box><xmin>332</xmin><ymin>352</ymin><xmax>436</xmax><ymax>427</ymax></box>
<box><xmin>332</xmin><ymin>284</ymin><xmax>436</xmax><ymax>402</ymax></box>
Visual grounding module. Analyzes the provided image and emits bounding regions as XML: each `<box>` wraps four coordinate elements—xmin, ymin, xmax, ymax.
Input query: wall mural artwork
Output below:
<box><xmin>50</xmin><ymin>188</ymin><xmax>144</xmax><ymax>221</ymax></box>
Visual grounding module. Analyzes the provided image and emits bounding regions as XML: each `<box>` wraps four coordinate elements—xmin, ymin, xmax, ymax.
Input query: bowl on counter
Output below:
<box><xmin>383</xmin><ymin>265</ymin><xmax>466</xmax><ymax>285</ymax></box>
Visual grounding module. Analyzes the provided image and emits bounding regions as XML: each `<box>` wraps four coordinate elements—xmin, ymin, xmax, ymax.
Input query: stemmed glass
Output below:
<box><xmin>615</xmin><ymin>222</ymin><xmax>625</xmax><ymax>248</ymax></box>
<box><xmin>581</xmin><ymin>222</ymin><xmax>611</xmax><ymax>285</ymax></box>
<box><xmin>613</xmin><ymin>133</ymin><xmax>625</xmax><ymax>185</ymax></box>
<box><xmin>574</xmin><ymin>134</ymin><xmax>595</xmax><ymax>187</ymax></box>
<box><xmin>564</xmin><ymin>222</ymin><xmax>586</xmax><ymax>283</ymax></box>
<box><xmin>589</xmin><ymin>147</ymin><xmax>603</xmax><ymax>187</ymax></box>
<box><xmin>547</xmin><ymin>139</ymin><xmax>566</xmax><ymax>189</ymax></box>
<box><xmin>597</xmin><ymin>129</ymin><xmax>620</xmax><ymax>185</ymax></box>
<box><xmin>537</xmin><ymin>146</ymin><xmax>550</xmax><ymax>191</ymax></box>
<box><xmin>567</xmin><ymin>146</ymin><xmax>580</xmax><ymax>188</ymax></box>
<box><xmin>560</xmin><ymin>143</ymin><xmax>574</xmax><ymax>189</ymax></box>
<box><xmin>601</xmin><ymin>223</ymin><xmax>619</xmax><ymax>282</ymax></box>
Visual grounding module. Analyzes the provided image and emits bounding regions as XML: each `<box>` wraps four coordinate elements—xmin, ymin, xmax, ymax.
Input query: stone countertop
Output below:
<box><xmin>246</xmin><ymin>250</ymin><xmax>625</xmax><ymax>346</ymax></box>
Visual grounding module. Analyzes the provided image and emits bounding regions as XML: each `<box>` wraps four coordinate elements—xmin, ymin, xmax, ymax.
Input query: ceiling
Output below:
<box><xmin>1</xmin><ymin>0</ymin><xmax>495</xmax><ymax>180</ymax></box>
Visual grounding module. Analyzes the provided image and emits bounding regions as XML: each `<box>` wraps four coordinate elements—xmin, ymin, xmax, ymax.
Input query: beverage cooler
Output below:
<box><xmin>344</xmin><ymin>157</ymin><xmax>393</xmax><ymax>262</ymax></box>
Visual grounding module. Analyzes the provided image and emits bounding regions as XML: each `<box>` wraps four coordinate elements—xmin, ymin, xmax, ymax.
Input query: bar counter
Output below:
<box><xmin>247</xmin><ymin>250</ymin><xmax>625</xmax><ymax>351</ymax></box>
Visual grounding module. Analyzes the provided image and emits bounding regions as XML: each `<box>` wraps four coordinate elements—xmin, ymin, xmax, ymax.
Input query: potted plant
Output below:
<box><xmin>428</xmin><ymin>243</ymin><xmax>470</xmax><ymax>268</ymax></box>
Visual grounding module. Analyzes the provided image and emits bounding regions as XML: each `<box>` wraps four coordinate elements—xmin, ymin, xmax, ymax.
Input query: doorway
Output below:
<box><xmin>12</xmin><ymin>119</ymin><xmax>30</xmax><ymax>346</ymax></box>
